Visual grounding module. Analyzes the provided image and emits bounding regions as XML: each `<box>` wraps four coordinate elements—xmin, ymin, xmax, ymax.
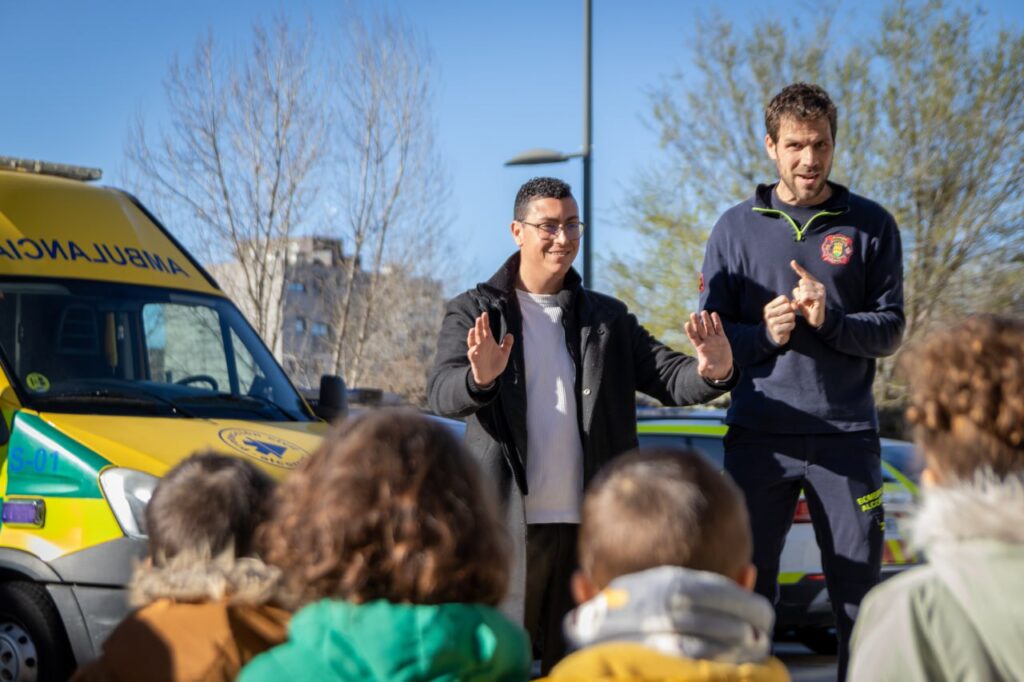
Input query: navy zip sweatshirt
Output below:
<box><xmin>700</xmin><ymin>182</ymin><xmax>904</xmax><ymax>433</ymax></box>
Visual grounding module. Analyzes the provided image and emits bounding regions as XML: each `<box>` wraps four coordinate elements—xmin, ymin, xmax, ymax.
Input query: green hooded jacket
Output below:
<box><xmin>238</xmin><ymin>599</ymin><xmax>531</xmax><ymax>682</ymax></box>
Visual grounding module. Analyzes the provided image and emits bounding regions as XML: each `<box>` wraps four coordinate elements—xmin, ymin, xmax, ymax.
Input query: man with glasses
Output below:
<box><xmin>428</xmin><ymin>177</ymin><xmax>736</xmax><ymax>672</ymax></box>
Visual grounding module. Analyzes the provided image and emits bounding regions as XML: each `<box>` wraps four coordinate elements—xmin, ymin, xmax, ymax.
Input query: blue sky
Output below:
<box><xmin>3</xmin><ymin>0</ymin><xmax>1022</xmax><ymax>293</ymax></box>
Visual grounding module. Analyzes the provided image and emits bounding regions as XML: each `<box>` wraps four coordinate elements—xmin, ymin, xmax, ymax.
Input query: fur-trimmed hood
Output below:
<box><xmin>130</xmin><ymin>550</ymin><xmax>283</xmax><ymax>607</ymax></box>
<box><xmin>910</xmin><ymin>470</ymin><xmax>1024</xmax><ymax>551</ymax></box>
<box><xmin>849</xmin><ymin>470</ymin><xmax>1024</xmax><ymax>680</ymax></box>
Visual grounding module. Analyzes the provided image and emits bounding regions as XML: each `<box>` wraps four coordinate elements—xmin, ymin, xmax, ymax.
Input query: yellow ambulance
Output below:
<box><xmin>0</xmin><ymin>157</ymin><xmax>331</xmax><ymax>680</ymax></box>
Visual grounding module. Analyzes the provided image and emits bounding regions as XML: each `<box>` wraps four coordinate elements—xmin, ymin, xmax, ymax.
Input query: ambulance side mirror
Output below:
<box><xmin>317</xmin><ymin>374</ymin><xmax>348</xmax><ymax>423</ymax></box>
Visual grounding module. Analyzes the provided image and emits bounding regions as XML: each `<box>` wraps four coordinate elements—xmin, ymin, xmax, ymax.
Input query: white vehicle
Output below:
<box><xmin>636</xmin><ymin>407</ymin><xmax>921</xmax><ymax>654</ymax></box>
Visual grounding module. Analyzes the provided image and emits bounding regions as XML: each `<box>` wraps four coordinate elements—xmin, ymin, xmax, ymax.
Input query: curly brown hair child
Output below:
<box><xmin>241</xmin><ymin>409</ymin><xmax>531</xmax><ymax>681</ymax></box>
<box><xmin>850</xmin><ymin>315</ymin><xmax>1024</xmax><ymax>681</ymax></box>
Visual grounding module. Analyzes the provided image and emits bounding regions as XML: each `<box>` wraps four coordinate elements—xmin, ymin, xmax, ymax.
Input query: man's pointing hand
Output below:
<box><xmin>790</xmin><ymin>260</ymin><xmax>826</xmax><ymax>329</ymax></box>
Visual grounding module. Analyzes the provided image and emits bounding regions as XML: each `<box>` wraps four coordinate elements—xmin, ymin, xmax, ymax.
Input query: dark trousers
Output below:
<box><xmin>724</xmin><ymin>426</ymin><xmax>883</xmax><ymax>680</ymax></box>
<box><xmin>523</xmin><ymin>523</ymin><xmax>578</xmax><ymax>675</ymax></box>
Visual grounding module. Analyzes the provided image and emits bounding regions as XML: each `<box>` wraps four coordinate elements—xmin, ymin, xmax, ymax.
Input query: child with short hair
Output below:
<box><xmin>73</xmin><ymin>453</ymin><xmax>288</xmax><ymax>682</ymax></box>
<box><xmin>541</xmin><ymin>448</ymin><xmax>789</xmax><ymax>681</ymax></box>
<box><xmin>849</xmin><ymin>315</ymin><xmax>1024</xmax><ymax>680</ymax></box>
<box><xmin>240</xmin><ymin>409</ymin><xmax>531</xmax><ymax>681</ymax></box>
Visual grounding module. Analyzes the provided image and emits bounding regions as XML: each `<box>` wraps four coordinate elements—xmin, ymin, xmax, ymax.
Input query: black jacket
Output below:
<box><xmin>427</xmin><ymin>253</ymin><xmax>733</xmax><ymax>621</ymax></box>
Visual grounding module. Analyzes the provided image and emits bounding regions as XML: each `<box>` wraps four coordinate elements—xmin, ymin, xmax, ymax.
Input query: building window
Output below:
<box><xmin>294</xmin><ymin>318</ymin><xmax>306</xmax><ymax>334</ymax></box>
<box><xmin>312</xmin><ymin>322</ymin><xmax>329</xmax><ymax>337</ymax></box>
<box><xmin>286</xmin><ymin>281</ymin><xmax>306</xmax><ymax>293</ymax></box>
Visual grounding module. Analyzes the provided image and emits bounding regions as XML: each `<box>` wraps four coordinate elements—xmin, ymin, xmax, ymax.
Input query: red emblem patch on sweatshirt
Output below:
<box><xmin>821</xmin><ymin>234</ymin><xmax>854</xmax><ymax>265</ymax></box>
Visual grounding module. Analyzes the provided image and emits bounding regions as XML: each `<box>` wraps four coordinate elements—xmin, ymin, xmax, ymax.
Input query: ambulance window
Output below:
<box><xmin>230</xmin><ymin>328</ymin><xmax>266</xmax><ymax>397</ymax></box>
<box><xmin>142</xmin><ymin>303</ymin><xmax>229</xmax><ymax>390</ymax></box>
<box><xmin>0</xmin><ymin>293</ymin><xmax>16</xmax><ymax>373</ymax></box>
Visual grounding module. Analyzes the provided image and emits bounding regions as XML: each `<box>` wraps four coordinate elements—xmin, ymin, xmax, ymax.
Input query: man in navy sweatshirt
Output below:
<box><xmin>699</xmin><ymin>83</ymin><xmax>904</xmax><ymax>679</ymax></box>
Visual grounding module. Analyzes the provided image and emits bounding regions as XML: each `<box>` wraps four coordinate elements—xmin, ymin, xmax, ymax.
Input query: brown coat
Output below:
<box><xmin>73</xmin><ymin>552</ymin><xmax>290</xmax><ymax>682</ymax></box>
<box><xmin>71</xmin><ymin>598</ymin><xmax>289</xmax><ymax>682</ymax></box>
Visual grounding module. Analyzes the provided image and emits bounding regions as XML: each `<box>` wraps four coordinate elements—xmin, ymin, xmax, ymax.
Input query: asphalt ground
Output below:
<box><xmin>776</xmin><ymin>641</ymin><xmax>839</xmax><ymax>681</ymax></box>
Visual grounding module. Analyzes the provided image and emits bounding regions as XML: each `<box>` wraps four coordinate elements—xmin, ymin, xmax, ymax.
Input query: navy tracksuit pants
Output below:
<box><xmin>724</xmin><ymin>426</ymin><xmax>884</xmax><ymax>679</ymax></box>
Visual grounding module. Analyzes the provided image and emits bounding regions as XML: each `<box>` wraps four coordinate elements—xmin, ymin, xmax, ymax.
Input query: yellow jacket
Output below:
<box><xmin>539</xmin><ymin>642</ymin><xmax>790</xmax><ymax>682</ymax></box>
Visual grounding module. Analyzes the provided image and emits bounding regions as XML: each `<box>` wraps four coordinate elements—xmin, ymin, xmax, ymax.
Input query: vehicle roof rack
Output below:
<box><xmin>0</xmin><ymin>155</ymin><xmax>102</xmax><ymax>182</ymax></box>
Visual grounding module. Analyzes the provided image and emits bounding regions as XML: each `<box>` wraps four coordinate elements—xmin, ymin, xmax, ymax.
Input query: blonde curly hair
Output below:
<box><xmin>904</xmin><ymin>315</ymin><xmax>1024</xmax><ymax>480</ymax></box>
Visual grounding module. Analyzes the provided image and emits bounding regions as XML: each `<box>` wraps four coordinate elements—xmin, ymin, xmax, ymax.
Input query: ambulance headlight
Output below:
<box><xmin>99</xmin><ymin>468</ymin><xmax>158</xmax><ymax>538</ymax></box>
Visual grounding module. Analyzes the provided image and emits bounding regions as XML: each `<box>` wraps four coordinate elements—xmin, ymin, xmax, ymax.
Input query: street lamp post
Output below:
<box><xmin>506</xmin><ymin>0</ymin><xmax>592</xmax><ymax>288</ymax></box>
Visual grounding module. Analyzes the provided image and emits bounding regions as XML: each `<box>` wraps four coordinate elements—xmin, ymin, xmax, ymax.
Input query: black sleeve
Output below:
<box><xmin>426</xmin><ymin>294</ymin><xmax>499</xmax><ymax>418</ymax></box>
<box><xmin>630</xmin><ymin>313</ymin><xmax>734</xmax><ymax>406</ymax></box>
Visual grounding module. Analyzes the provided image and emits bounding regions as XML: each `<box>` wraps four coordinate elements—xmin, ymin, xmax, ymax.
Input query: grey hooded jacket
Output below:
<box><xmin>563</xmin><ymin>566</ymin><xmax>776</xmax><ymax>664</ymax></box>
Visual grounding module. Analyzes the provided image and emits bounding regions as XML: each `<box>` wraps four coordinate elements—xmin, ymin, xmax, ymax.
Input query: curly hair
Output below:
<box><xmin>579</xmin><ymin>448</ymin><xmax>751</xmax><ymax>588</ymax></box>
<box><xmin>765</xmin><ymin>82</ymin><xmax>837</xmax><ymax>143</ymax></box>
<box><xmin>513</xmin><ymin>176</ymin><xmax>573</xmax><ymax>220</ymax></box>
<box><xmin>904</xmin><ymin>315</ymin><xmax>1024</xmax><ymax>481</ymax></box>
<box><xmin>259</xmin><ymin>410</ymin><xmax>510</xmax><ymax>608</ymax></box>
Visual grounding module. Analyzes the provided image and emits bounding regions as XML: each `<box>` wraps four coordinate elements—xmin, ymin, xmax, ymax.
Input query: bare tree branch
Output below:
<box><xmin>126</xmin><ymin>19</ymin><xmax>325</xmax><ymax>357</ymax></box>
<box><xmin>610</xmin><ymin>0</ymin><xmax>1024</xmax><ymax>404</ymax></box>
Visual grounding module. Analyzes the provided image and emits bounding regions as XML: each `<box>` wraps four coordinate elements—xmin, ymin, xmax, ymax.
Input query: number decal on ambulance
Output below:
<box><xmin>8</xmin><ymin>447</ymin><xmax>60</xmax><ymax>473</ymax></box>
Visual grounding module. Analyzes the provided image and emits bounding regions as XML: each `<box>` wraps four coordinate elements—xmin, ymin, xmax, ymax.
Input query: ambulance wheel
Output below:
<box><xmin>796</xmin><ymin>626</ymin><xmax>839</xmax><ymax>656</ymax></box>
<box><xmin>0</xmin><ymin>581</ymin><xmax>75</xmax><ymax>682</ymax></box>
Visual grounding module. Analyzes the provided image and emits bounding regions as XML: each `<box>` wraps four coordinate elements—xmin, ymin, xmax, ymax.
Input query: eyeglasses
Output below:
<box><xmin>519</xmin><ymin>220</ymin><xmax>585</xmax><ymax>240</ymax></box>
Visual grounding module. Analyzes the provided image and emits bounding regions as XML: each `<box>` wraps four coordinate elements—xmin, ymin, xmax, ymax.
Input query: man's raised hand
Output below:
<box><xmin>764</xmin><ymin>294</ymin><xmax>797</xmax><ymax>346</ymax></box>
<box><xmin>467</xmin><ymin>311</ymin><xmax>513</xmax><ymax>387</ymax></box>
<box><xmin>685</xmin><ymin>311</ymin><xmax>734</xmax><ymax>382</ymax></box>
<box><xmin>790</xmin><ymin>260</ymin><xmax>826</xmax><ymax>329</ymax></box>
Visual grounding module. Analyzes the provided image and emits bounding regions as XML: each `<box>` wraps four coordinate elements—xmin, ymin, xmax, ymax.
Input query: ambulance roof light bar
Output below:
<box><xmin>0</xmin><ymin>155</ymin><xmax>102</xmax><ymax>182</ymax></box>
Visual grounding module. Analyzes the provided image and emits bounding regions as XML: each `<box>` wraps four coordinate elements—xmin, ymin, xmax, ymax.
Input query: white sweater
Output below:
<box><xmin>516</xmin><ymin>289</ymin><xmax>584</xmax><ymax>524</ymax></box>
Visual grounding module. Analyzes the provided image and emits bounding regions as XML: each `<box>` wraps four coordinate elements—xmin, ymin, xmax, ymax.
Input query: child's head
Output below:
<box><xmin>904</xmin><ymin>314</ymin><xmax>1024</xmax><ymax>483</ymax></box>
<box><xmin>145</xmin><ymin>452</ymin><xmax>276</xmax><ymax>564</ymax></box>
<box><xmin>577</xmin><ymin>448</ymin><xmax>753</xmax><ymax>594</ymax></box>
<box><xmin>260</xmin><ymin>409</ymin><xmax>510</xmax><ymax>608</ymax></box>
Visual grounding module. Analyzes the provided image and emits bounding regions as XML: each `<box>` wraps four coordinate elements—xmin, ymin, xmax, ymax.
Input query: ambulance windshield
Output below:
<box><xmin>0</xmin><ymin>279</ymin><xmax>312</xmax><ymax>421</ymax></box>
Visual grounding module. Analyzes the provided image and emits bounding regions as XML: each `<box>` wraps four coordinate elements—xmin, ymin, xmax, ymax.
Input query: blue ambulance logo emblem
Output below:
<box><xmin>218</xmin><ymin>428</ymin><xmax>308</xmax><ymax>469</ymax></box>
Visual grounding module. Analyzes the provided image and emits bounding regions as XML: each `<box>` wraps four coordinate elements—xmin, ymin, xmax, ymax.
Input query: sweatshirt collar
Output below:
<box><xmin>753</xmin><ymin>181</ymin><xmax>850</xmax><ymax>212</ymax></box>
<box><xmin>751</xmin><ymin>182</ymin><xmax>851</xmax><ymax>242</ymax></box>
